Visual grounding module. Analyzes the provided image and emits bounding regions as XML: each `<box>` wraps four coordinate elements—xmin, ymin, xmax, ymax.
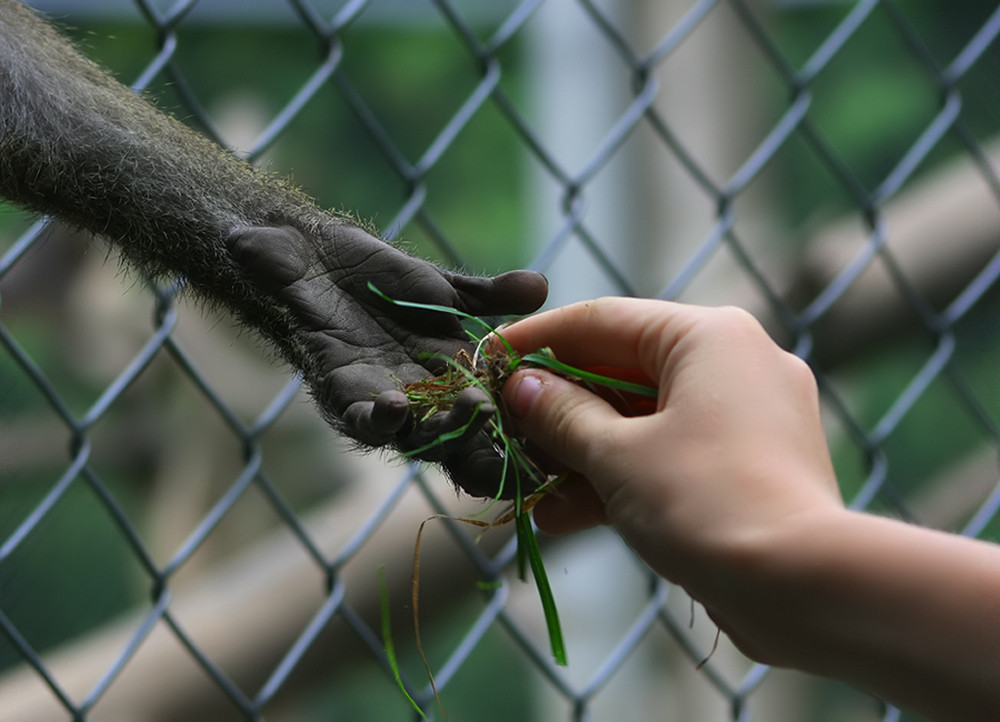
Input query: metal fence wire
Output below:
<box><xmin>1</xmin><ymin>0</ymin><xmax>999</xmax><ymax>719</ymax></box>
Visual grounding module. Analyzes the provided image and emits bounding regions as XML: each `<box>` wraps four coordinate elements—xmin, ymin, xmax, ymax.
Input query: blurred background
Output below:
<box><xmin>1</xmin><ymin>0</ymin><xmax>998</xmax><ymax>719</ymax></box>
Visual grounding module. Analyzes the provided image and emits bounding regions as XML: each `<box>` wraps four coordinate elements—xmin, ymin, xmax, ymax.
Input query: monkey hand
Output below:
<box><xmin>227</xmin><ymin>224</ymin><xmax>548</xmax><ymax>498</ymax></box>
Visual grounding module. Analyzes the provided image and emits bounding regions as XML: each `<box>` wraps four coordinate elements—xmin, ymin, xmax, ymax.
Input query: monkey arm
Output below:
<box><xmin>0</xmin><ymin>0</ymin><xmax>548</xmax><ymax>498</ymax></box>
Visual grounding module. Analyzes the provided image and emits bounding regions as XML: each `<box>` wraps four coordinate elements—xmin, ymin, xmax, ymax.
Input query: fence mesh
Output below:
<box><xmin>1</xmin><ymin>0</ymin><xmax>999</xmax><ymax>720</ymax></box>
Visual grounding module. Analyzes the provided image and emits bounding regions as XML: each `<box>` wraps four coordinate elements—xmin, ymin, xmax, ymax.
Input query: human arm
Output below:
<box><xmin>0</xmin><ymin>0</ymin><xmax>547</xmax><ymax>496</ymax></box>
<box><xmin>498</xmin><ymin>297</ymin><xmax>1000</xmax><ymax>720</ymax></box>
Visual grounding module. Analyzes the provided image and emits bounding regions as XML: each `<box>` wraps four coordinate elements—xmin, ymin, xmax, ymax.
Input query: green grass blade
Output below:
<box><xmin>366</xmin><ymin>281</ymin><xmax>515</xmax><ymax>356</ymax></box>
<box><xmin>515</xmin><ymin>509</ymin><xmax>528</xmax><ymax>582</ymax></box>
<box><xmin>370</xmin><ymin>282</ymin><xmax>572</xmax><ymax>669</ymax></box>
<box><xmin>378</xmin><ymin>567</ymin><xmax>427</xmax><ymax>718</ymax></box>
<box><xmin>520</xmin><ymin>352</ymin><xmax>658</xmax><ymax>398</ymax></box>
<box><xmin>368</xmin><ymin>282</ymin><xmax>656</xmax><ymax>401</ymax></box>
<box><xmin>515</xmin><ymin>513</ymin><xmax>568</xmax><ymax>666</ymax></box>
<box><xmin>399</xmin><ymin>409</ymin><xmax>482</xmax><ymax>458</ymax></box>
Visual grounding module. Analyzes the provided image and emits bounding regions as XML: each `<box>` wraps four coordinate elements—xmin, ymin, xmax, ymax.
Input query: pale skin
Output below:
<box><xmin>496</xmin><ymin>297</ymin><xmax>1000</xmax><ymax>721</ymax></box>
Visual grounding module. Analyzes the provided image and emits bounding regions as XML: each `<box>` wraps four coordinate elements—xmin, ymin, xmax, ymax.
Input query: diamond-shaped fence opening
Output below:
<box><xmin>1</xmin><ymin>0</ymin><xmax>998</xmax><ymax>720</ymax></box>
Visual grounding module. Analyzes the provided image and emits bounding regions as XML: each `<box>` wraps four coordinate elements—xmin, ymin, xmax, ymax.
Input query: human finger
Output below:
<box><xmin>502</xmin><ymin>368</ymin><xmax>624</xmax><ymax>482</ymax></box>
<box><xmin>496</xmin><ymin>297</ymin><xmax>687</xmax><ymax>371</ymax></box>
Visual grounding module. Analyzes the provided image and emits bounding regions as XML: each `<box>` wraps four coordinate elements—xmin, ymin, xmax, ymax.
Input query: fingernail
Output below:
<box><xmin>508</xmin><ymin>372</ymin><xmax>543</xmax><ymax>419</ymax></box>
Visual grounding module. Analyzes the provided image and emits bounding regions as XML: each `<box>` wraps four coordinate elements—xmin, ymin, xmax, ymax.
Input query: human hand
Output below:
<box><xmin>227</xmin><ymin>224</ymin><xmax>548</xmax><ymax>498</ymax></box>
<box><xmin>500</xmin><ymin>300</ymin><xmax>1000</xmax><ymax>720</ymax></box>
<box><xmin>498</xmin><ymin>298</ymin><xmax>843</xmax><ymax>616</ymax></box>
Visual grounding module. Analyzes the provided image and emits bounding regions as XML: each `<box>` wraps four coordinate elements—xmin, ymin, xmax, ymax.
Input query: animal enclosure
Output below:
<box><xmin>1</xmin><ymin>0</ymin><xmax>999</xmax><ymax>720</ymax></box>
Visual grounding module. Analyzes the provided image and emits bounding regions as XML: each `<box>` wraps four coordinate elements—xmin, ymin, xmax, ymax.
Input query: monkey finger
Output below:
<box><xmin>341</xmin><ymin>393</ymin><xmax>411</xmax><ymax>447</ymax></box>
<box><xmin>371</xmin><ymin>389</ymin><xmax>413</xmax><ymax>434</ymax></box>
<box><xmin>400</xmin><ymin>387</ymin><xmax>495</xmax><ymax>462</ymax></box>
<box><xmin>442</xmin><ymin>435</ymin><xmax>546</xmax><ymax>500</ymax></box>
<box><xmin>443</xmin><ymin>441</ymin><xmax>508</xmax><ymax>498</ymax></box>
<box><xmin>446</xmin><ymin>270</ymin><xmax>549</xmax><ymax>317</ymax></box>
<box><xmin>447</xmin><ymin>387</ymin><xmax>497</xmax><ymax>432</ymax></box>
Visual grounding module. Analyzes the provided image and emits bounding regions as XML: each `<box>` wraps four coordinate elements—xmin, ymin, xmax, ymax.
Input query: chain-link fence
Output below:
<box><xmin>1</xmin><ymin>0</ymin><xmax>998</xmax><ymax>719</ymax></box>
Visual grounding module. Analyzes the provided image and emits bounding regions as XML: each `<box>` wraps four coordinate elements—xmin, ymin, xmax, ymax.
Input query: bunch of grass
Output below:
<box><xmin>368</xmin><ymin>283</ymin><xmax>657</xmax><ymax>712</ymax></box>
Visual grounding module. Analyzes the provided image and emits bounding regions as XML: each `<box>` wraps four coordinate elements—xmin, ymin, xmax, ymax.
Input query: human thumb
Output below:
<box><xmin>502</xmin><ymin>369</ymin><xmax>622</xmax><ymax>474</ymax></box>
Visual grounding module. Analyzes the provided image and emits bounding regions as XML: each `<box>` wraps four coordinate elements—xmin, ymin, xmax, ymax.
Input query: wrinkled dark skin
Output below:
<box><xmin>228</xmin><ymin>225</ymin><xmax>548</xmax><ymax>496</ymax></box>
<box><xmin>0</xmin><ymin>0</ymin><xmax>548</xmax><ymax>498</ymax></box>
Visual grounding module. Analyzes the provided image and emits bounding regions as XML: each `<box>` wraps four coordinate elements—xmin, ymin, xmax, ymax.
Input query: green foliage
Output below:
<box><xmin>379</xmin><ymin>566</ymin><xmax>426</xmax><ymax>718</ymax></box>
<box><xmin>369</xmin><ymin>278</ymin><xmax>661</xmax><ymax>677</ymax></box>
<box><xmin>773</xmin><ymin>0</ymin><xmax>1000</xmax><ymax>222</ymax></box>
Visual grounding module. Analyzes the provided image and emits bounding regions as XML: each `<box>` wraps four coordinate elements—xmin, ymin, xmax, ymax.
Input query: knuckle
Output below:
<box><xmin>782</xmin><ymin>351</ymin><xmax>820</xmax><ymax>396</ymax></box>
<box><xmin>710</xmin><ymin>305</ymin><xmax>765</xmax><ymax>336</ymax></box>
